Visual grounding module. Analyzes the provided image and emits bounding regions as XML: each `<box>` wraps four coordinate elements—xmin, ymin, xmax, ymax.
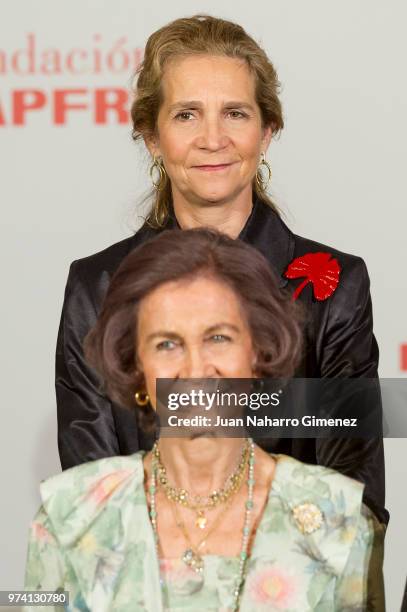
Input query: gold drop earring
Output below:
<box><xmin>255</xmin><ymin>152</ymin><xmax>272</xmax><ymax>191</ymax></box>
<box><xmin>134</xmin><ymin>390</ymin><xmax>150</xmax><ymax>407</ymax></box>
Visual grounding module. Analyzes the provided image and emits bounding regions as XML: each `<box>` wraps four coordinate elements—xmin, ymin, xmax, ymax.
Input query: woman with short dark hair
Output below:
<box><xmin>26</xmin><ymin>229</ymin><xmax>383</xmax><ymax>611</ymax></box>
<box><xmin>85</xmin><ymin>227</ymin><xmax>302</xmax><ymax>411</ymax></box>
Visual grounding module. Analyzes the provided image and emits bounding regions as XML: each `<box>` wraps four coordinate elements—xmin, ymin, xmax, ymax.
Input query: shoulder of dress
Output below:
<box><xmin>273</xmin><ymin>453</ymin><xmax>364</xmax><ymax>505</ymax></box>
<box><xmin>269</xmin><ymin>455</ymin><xmax>366</xmax><ymax>574</ymax></box>
<box><xmin>39</xmin><ymin>453</ymin><xmax>146</xmax><ymax>546</ymax></box>
<box><xmin>35</xmin><ymin>453</ymin><xmax>162</xmax><ymax>611</ymax></box>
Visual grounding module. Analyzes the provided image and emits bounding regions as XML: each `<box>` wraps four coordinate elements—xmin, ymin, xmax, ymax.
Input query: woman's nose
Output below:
<box><xmin>180</xmin><ymin>348</ymin><xmax>217</xmax><ymax>379</ymax></box>
<box><xmin>197</xmin><ymin>117</ymin><xmax>229</xmax><ymax>151</ymax></box>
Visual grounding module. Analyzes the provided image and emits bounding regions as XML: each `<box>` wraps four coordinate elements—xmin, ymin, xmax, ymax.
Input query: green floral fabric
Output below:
<box><xmin>24</xmin><ymin>452</ymin><xmax>376</xmax><ymax>611</ymax></box>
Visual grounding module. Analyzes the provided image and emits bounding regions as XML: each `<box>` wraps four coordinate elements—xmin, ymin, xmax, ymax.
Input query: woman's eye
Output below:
<box><xmin>227</xmin><ymin>110</ymin><xmax>246</xmax><ymax>119</ymax></box>
<box><xmin>209</xmin><ymin>334</ymin><xmax>231</xmax><ymax>343</ymax></box>
<box><xmin>175</xmin><ymin>111</ymin><xmax>194</xmax><ymax>121</ymax></box>
<box><xmin>156</xmin><ymin>340</ymin><xmax>176</xmax><ymax>350</ymax></box>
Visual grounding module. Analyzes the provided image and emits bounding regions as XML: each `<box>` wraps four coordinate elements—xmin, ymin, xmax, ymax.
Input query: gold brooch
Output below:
<box><xmin>292</xmin><ymin>502</ymin><xmax>324</xmax><ymax>534</ymax></box>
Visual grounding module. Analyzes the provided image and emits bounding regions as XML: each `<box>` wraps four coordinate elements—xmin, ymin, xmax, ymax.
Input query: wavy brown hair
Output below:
<box><xmin>85</xmin><ymin>228</ymin><xmax>302</xmax><ymax>420</ymax></box>
<box><xmin>130</xmin><ymin>15</ymin><xmax>284</xmax><ymax>227</ymax></box>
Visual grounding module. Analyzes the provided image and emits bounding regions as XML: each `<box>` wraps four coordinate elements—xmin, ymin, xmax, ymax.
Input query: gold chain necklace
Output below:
<box><xmin>169</xmin><ymin>495</ymin><xmax>235</xmax><ymax>573</ymax></box>
<box><xmin>153</xmin><ymin>440</ymin><xmax>249</xmax><ymax>529</ymax></box>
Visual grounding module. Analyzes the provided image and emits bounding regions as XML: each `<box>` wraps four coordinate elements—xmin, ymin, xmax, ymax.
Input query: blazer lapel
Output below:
<box><xmin>238</xmin><ymin>199</ymin><xmax>295</xmax><ymax>288</ymax></box>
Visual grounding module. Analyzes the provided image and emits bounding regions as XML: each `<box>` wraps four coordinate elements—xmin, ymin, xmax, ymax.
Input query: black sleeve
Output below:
<box><xmin>56</xmin><ymin>261</ymin><xmax>120</xmax><ymax>469</ymax></box>
<box><xmin>316</xmin><ymin>258</ymin><xmax>388</xmax><ymax>525</ymax></box>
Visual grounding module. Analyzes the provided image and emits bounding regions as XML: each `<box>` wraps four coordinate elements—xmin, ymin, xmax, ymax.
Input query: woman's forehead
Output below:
<box><xmin>160</xmin><ymin>54</ymin><xmax>256</xmax><ymax>103</ymax></box>
<box><xmin>138</xmin><ymin>277</ymin><xmax>247</xmax><ymax>328</ymax></box>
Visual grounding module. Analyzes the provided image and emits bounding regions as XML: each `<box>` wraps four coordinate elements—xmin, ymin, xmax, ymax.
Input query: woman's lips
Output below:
<box><xmin>192</xmin><ymin>163</ymin><xmax>234</xmax><ymax>172</ymax></box>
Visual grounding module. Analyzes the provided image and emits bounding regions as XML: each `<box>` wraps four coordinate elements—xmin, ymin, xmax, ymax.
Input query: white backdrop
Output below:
<box><xmin>1</xmin><ymin>1</ymin><xmax>406</xmax><ymax>610</ymax></box>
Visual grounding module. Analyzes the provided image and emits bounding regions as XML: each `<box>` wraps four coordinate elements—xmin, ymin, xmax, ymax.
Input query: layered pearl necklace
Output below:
<box><xmin>148</xmin><ymin>438</ymin><xmax>256</xmax><ymax>612</ymax></box>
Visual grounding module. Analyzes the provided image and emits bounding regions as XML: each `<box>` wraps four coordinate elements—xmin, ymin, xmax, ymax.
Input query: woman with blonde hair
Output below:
<box><xmin>56</xmin><ymin>15</ymin><xmax>387</xmax><ymax>530</ymax></box>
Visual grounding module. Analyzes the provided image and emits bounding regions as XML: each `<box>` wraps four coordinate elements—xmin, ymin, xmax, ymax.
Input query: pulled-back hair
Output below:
<box><xmin>85</xmin><ymin>228</ymin><xmax>302</xmax><ymax>417</ymax></box>
<box><xmin>131</xmin><ymin>15</ymin><xmax>284</xmax><ymax>226</ymax></box>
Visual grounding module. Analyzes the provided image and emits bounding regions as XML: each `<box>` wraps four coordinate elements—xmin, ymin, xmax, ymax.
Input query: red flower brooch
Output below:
<box><xmin>284</xmin><ymin>252</ymin><xmax>341</xmax><ymax>301</ymax></box>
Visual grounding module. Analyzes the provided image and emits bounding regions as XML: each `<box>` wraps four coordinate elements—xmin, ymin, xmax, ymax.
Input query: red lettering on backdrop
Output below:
<box><xmin>66</xmin><ymin>49</ymin><xmax>88</xmax><ymax>74</ymax></box>
<box><xmin>53</xmin><ymin>89</ymin><xmax>88</xmax><ymax>124</ymax></box>
<box><xmin>0</xmin><ymin>34</ymin><xmax>144</xmax><ymax>75</ymax></box>
<box><xmin>40</xmin><ymin>49</ymin><xmax>62</xmax><ymax>75</ymax></box>
<box><xmin>92</xmin><ymin>34</ymin><xmax>102</xmax><ymax>73</ymax></box>
<box><xmin>11</xmin><ymin>33</ymin><xmax>35</xmax><ymax>75</ymax></box>
<box><xmin>106</xmin><ymin>37</ymin><xmax>129</xmax><ymax>73</ymax></box>
<box><xmin>95</xmin><ymin>88</ymin><xmax>128</xmax><ymax>124</ymax></box>
<box><xmin>0</xmin><ymin>102</ymin><xmax>5</xmax><ymax>125</ymax></box>
<box><xmin>401</xmin><ymin>344</ymin><xmax>407</xmax><ymax>371</ymax></box>
<box><xmin>13</xmin><ymin>90</ymin><xmax>46</xmax><ymax>125</ymax></box>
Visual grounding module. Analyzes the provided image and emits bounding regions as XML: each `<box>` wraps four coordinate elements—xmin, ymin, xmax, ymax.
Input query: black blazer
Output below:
<box><xmin>56</xmin><ymin>197</ymin><xmax>388</xmax><ymax>524</ymax></box>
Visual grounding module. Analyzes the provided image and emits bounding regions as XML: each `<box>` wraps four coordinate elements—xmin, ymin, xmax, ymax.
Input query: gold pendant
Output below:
<box><xmin>195</xmin><ymin>512</ymin><xmax>207</xmax><ymax>529</ymax></box>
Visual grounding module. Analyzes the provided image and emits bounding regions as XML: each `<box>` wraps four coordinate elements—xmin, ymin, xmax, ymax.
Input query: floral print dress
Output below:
<box><xmin>24</xmin><ymin>452</ymin><xmax>377</xmax><ymax>611</ymax></box>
